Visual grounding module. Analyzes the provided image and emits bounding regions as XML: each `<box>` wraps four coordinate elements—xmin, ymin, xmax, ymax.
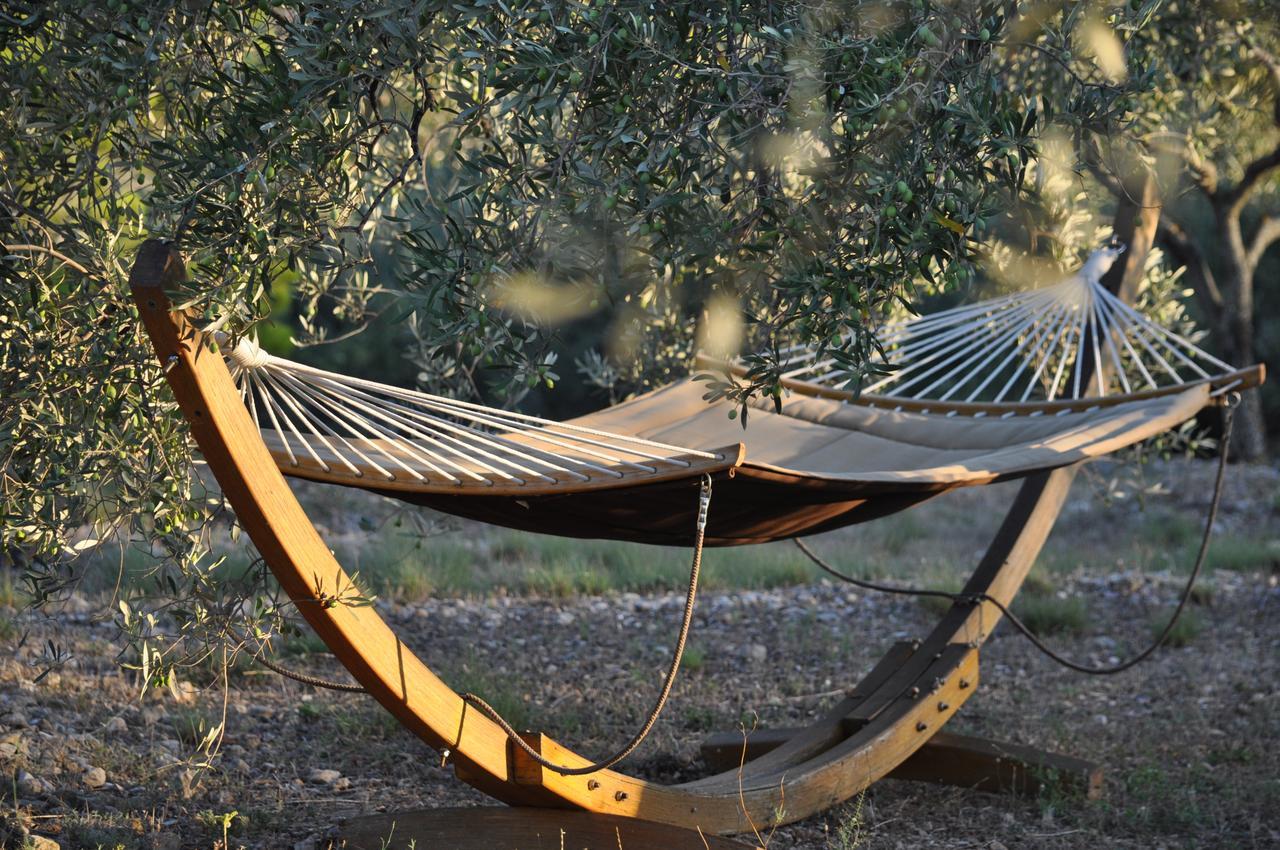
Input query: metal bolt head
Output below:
<box><xmin>938</xmin><ymin>701</ymin><xmax>949</xmax><ymax>712</ymax></box>
<box><xmin>587</xmin><ymin>779</ymin><xmax>600</xmax><ymax>790</ymax></box>
<box><xmin>615</xmin><ymin>790</ymin><xmax>628</xmax><ymax>802</ymax></box>
<box><xmin>959</xmin><ymin>678</ymin><xmax>971</xmax><ymax>689</ymax></box>
<box><xmin>916</xmin><ymin>721</ymin><xmax>928</xmax><ymax>732</ymax></box>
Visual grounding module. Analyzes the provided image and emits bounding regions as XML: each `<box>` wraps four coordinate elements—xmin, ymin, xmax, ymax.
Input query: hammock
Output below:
<box><xmin>127</xmin><ymin>233</ymin><xmax>1265</xmax><ymax>838</ymax></box>
<box><xmin>221</xmin><ymin>248</ymin><xmax>1261</xmax><ymax>545</ymax></box>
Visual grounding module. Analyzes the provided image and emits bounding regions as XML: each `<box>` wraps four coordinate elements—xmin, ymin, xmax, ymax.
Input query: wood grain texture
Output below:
<box><xmin>701</xmin><ymin>728</ymin><xmax>1103</xmax><ymax>800</ymax></box>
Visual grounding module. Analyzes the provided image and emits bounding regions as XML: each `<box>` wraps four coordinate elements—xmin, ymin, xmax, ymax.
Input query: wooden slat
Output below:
<box><xmin>889</xmin><ymin>731</ymin><xmax>1103</xmax><ymax>800</ymax></box>
<box><xmin>700</xmin><ymin>729</ymin><xmax>1102</xmax><ymax>800</ymax></box>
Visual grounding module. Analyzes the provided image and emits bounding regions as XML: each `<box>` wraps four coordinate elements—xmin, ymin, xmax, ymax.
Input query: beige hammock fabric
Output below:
<box><xmin>350</xmin><ymin>378</ymin><xmax>1211</xmax><ymax>546</ymax></box>
<box><xmin>570</xmin><ymin>378</ymin><xmax>1209</xmax><ymax>487</ymax></box>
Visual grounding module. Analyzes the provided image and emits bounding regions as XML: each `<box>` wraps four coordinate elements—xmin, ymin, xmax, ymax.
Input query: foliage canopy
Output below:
<box><xmin>2</xmin><ymin>0</ymin><xmax>1151</xmax><ymax>688</ymax></box>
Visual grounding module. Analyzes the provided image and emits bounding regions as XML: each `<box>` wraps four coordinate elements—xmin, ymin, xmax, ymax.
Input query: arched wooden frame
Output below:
<box><xmin>126</xmin><ymin>192</ymin><xmax>1156</xmax><ymax>834</ymax></box>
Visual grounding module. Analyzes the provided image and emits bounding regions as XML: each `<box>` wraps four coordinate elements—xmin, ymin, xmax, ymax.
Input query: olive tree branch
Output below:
<box><xmin>1246</xmin><ymin>213</ymin><xmax>1280</xmax><ymax>273</ymax></box>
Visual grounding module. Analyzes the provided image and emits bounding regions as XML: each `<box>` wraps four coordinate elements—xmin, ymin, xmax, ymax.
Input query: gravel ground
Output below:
<box><xmin>1</xmin><ymin>460</ymin><xmax>1277</xmax><ymax>849</ymax></box>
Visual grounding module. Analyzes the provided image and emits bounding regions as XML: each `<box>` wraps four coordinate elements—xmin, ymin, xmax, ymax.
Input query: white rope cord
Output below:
<box><xmin>792</xmin><ymin>287</ymin><xmax>1054</xmax><ymax>384</ymax></box>
<box><xmin>264</xmin><ymin>370</ymin><xmax>416</xmax><ymax>482</ymax></box>
<box><xmin>1097</xmin><ymin>285</ymin><xmax>1228</xmax><ymax>376</ymax></box>
<box><xmin>1020</xmin><ymin>294</ymin><xmax>1081</xmax><ymax>402</ymax></box>
<box><xmin>286</xmin><ymin>371</ymin><xmax>533</xmax><ymax>483</ymax></box>
<box><xmin>302</xmin><ymin>374</ymin><xmax>598</xmax><ymax>483</ymax></box>
<box><xmin>1092</xmin><ymin>287</ymin><xmax>1133</xmax><ymax>396</ymax></box>
<box><xmin>276</xmin><ymin>379</ymin><xmax>399</xmax><ymax>481</ymax></box>
<box><xmin>256</xmin><ymin>368</ymin><xmax>333</xmax><ymax>473</ymax></box>
<box><xmin>257</xmin><ymin>369</ymin><xmax>363</xmax><ymax>477</ymax></box>
<box><xmin>271</xmin><ymin>368</ymin><xmax>467</xmax><ymax>483</ymax></box>
<box><xmin>870</xmin><ymin>291</ymin><xmax>1059</xmax><ymax>396</ymax></box>
<box><xmin>273</xmin><ymin>355</ymin><xmax>717</xmax><ymax>461</ymax></box>
<box><xmin>1066</xmin><ymin>286</ymin><xmax>1091</xmax><ymax>400</ymax></box>
<box><xmin>923</xmin><ymin>292</ymin><xmax>1069</xmax><ymax>400</ymax></box>
<box><xmin>250</xmin><ymin>370</ymin><xmax>299</xmax><ymax>467</ymax></box>
<box><xmin>766</xmin><ymin>246</ymin><xmax>1239</xmax><ymax>413</ymax></box>
<box><xmin>987</xmin><ymin>295</ymin><xmax>1077</xmax><ymax>402</ymax></box>
<box><xmin>339</xmin><ymin>385</ymin><xmax>654</xmax><ymax>475</ymax></box>
<box><xmin>964</xmin><ymin>295</ymin><xmax>1075</xmax><ymax>402</ymax></box>
<box><xmin>1089</xmin><ymin>286</ymin><xmax>1159</xmax><ymax>391</ymax></box>
<box><xmin>223</xmin><ymin>338</ymin><xmax>720</xmax><ymax>489</ymax></box>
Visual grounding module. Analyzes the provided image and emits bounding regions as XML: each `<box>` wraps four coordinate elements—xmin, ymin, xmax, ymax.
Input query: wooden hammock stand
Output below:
<box><xmin>127</xmin><ymin>189</ymin><xmax>1211</xmax><ymax>847</ymax></box>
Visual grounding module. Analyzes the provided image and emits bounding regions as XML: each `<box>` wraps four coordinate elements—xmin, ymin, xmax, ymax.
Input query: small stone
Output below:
<box><xmin>332</xmin><ymin>776</ymin><xmax>352</xmax><ymax>791</ymax></box>
<box><xmin>745</xmin><ymin>644</ymin><xmax>768</xmax><ymax>663</ymax></box>
<box><xmin>307</xmin><ymin>768</ymin><xmax>341</xmax><ymax>785</ymax></box>
<box><xmin>146</xmin><ymin>834</ymin><xmax>182</xmax><ymax>850</ymax></box>
<box><xmin>82</xmin><ymin>766</ymin><xmax>107</xmax><ymax>789</ymax></box>
<box><xmin>988</xmin><ymin>842</ymin><xmax>1009</xmax><ymax>850</ymax></box>
<box><xmin>16</xmin><ymin>770</ymin><xmax>48</xmax><ymax>796</ymax></box>
<box><xmin>28</xmin><ymin>836</ymin><xmax>61</xmax><ymax>850</ymax></box>
<box><xmin>104</xmin><ymin>716</ymin><xmax>128</xmax><ymax>734</ymax></box>
<box><xmin>293</xmin><ymin>835</ymin><xmax>320</xmax><ymax>850</ymax></box>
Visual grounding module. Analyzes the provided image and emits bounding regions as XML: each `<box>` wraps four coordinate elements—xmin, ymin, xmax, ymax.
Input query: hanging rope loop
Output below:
<box><xmin>461</xmin><ymin>473</ymin><xmax>713</xmax><ymax>775</ymax></box>
<box><xmin>249</xmin><ymin>474</ymin><xmax>717</xmax><ymax>775</ymax></box>
<box><xmin>796</xmin><ymin>404</ymin><xmax>1234</xmax><ymax>676</ymax></box>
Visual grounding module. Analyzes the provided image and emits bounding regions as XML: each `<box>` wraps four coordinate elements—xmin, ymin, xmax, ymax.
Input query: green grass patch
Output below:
<box><xmin>171</xmin><ymin>706</ymin><xmax>222</xmax><ymax>749</ymax></box>
<box><xmin>1012</xmin><ymin>594</ymin><xmax>1087</xmax><ymax>636</ymax></box>
<box><xmin>440</xmin><ymin>654</ymin><xmax>530</xmax><ymax>731</ymax></box>
<box><xmin>1151</xmin><ymin>608</ymin><xmax>1203</xmax><ymax>648</ymax></box>
<box><xmin>341</xmin><ymin>531</ymin><xmax>820</xmax><ymax>599</ymax></box>
<box><xmin>1199</xmin><ymin>537</ymin><xmax>1279</xmax><ymax>573</ymax></box>
<box><xmin>681</xmin><ymin>643</ymin><xmax>707</xmax><ymax>672</ymax></box>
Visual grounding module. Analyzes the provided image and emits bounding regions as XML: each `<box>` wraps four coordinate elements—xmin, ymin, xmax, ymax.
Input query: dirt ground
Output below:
<box><xmin>1</xmin><ymin>460</ymin><xmax>1277</xmax><ymax>849</ymax></box>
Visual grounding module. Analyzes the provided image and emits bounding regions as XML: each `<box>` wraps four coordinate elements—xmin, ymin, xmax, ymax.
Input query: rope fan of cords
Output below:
<box><xmin>128</xmin><ymin>237</ymin><xmax>1263</xmax><ymax>836</ymax></box>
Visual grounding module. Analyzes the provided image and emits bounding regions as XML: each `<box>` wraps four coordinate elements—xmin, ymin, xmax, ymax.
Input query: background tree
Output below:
<box><xmin>1136</xmin><ymin>3</ymin><xmax>1274</xmax><ymax>460</ymax></box>
<box><xmin>1080</xmin><ymin>1</ymin><xmax>1277</xmax><ymax>460</ymax></box>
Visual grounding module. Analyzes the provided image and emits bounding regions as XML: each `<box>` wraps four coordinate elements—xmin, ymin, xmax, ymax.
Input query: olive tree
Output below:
<box><xmin>1031</xmin><ymin>1</ymin><xmax>1279</xmax><ymax>460</ymax></box>
<box><xmin>1</xmin><ymin>1</ymin><xmax>1133</xmax><ymax>691</ymax></box>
